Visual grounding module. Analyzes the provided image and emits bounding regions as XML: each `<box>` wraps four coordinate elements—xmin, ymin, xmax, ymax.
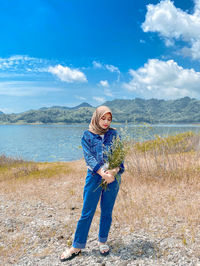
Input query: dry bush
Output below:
<box><xmin>0</xmin><ymin>154</ymin><xmax>25</xmax><ymax>166</ymax></box>
<box><xmin>0</xmin><ymin>154</ymin><xmax>40</xmax><ymax>183</ymax></box>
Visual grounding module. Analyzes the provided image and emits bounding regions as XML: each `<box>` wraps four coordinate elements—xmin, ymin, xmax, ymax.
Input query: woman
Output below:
<box><xmin>60</xmin><ymin>105</ymin><xmax>125</xmax><ymax>262</ymax></box>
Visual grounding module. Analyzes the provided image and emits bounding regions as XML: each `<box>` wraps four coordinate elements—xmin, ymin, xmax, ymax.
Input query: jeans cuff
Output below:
<box><xmin>72</xmin><ymin>241</ymin><xmax>85</xmax><ymax>249</ymax></box>
<box><xmin>98</xmin><ymin>236</ymin><xmax>108</xmax><ymax>243</ymax></box>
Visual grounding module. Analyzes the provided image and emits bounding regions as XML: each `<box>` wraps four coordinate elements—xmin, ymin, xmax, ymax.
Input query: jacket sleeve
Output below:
<box><xmin>118</xmin><ymin>161</ymin><xmax>125</xmax><ymax>175</ymax></box>
<box><xmin>81</xmin><ymin>132</ymin><xmax>104</xmax><ymax>174</ymax></box>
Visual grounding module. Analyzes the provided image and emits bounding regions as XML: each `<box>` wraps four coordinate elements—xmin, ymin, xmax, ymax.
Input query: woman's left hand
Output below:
<box><xmin>105</xmin><ymin>167</ymin><xmax>120</xmax><ymax>177</ymax></box>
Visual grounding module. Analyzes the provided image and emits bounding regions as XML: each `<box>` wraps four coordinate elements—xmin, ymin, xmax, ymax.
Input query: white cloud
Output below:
<box><xmin>181</xmin><ymin>40</ymin><xmax>200</xmax><ymax>59</ymax></box>
<box><xmin>98</xmin><ymin>81</ymin><xmax>113</xmax><ymax>96</ymax></box>
<box><xmin>75</xmin><ymin>95</ymin><xmax>87</xmax><ymax>101</ymax></box>
<box><xmin>194</xmin><ymin>0</ymin><xmax>200</xmax><ymax>15</ymax></box>
<box><xmin>142</xmin><ymin>0</ymin><xmax>200</xmax><ymax>59</ymax></box>
<box><xmin>139</xmin><ymin>39</ymin><xmax>146</xmax><ymax>44</ymax></box>
<box><xmin>92</xmin><ymin>61</ymin><xmax>103</xmax><ymax>68</ymax></box>
<box><xmin>164</xmin><ymin>38</ymin><xmax>174</xmax><ymax>47</ymax></box>
<box><xmin>99</xmin><ymin>80</ymin><xmax>109</xmax><ymax>87</ymax></box>
<box><xmin>0</xmin><ymin>55</ymin><xmax>33</xmax><ymax>65</ymax></box>
<box><xmin>105</xmin><ymin>64</ymin><xmax>120</xmax><ymax>74</ymax></box>
<box><xmin>48</xmin><ymin>64</ymin><xmax>87</xmax><ymax>83</ymax></box>
<box><xmin>0</xmin><ymin>107</ymin><xmax>14</xmax><ymax>114</ymax></box>
<box><xmin>92</xmin><ymin>61</ymin><xmax>120</xmax><ymax>79</ymax></box>
<box><xmin>123</xmin><ymin>59</ymin><xmax>200</xmax><ymax>99</ymax></box>
<box><xmin>104</xmin><ymin>88</ymin><xmax>113</xmax><ymax>97</ymax></box>
<box><xmin>0</xmin><ymin>55</ymin><xmax>49</xmax><ymax>73</ymax></box>
<box><xmin>0</xmin><ymin>81</ymin><xmax>62</xmax><ymax>96</ymax></box>
<box><xmin>105</xmin><ymin>64</ymin><xmax>120</xmax><ymax>82</ymax></box>
<box><xmin>93</xmin><ymin>96</ymin><xmax>105</xmax><ymax>103</ymax></box>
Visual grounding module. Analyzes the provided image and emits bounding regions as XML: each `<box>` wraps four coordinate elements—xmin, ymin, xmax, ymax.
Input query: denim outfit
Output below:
<box><xmin>72</xmin><ymin>128</ymin><xmax>125</xmax><ymax>249</ymax></box>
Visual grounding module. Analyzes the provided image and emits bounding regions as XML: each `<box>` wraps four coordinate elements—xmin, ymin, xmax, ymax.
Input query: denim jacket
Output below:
<box><xmin>81</xmin><ymin>128</ymin><xmax>125</xmax><ymax>175</ymax></box>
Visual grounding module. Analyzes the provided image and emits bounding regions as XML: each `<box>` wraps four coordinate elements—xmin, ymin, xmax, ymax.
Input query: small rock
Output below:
<box><xmin>57</xmin><ymin>235</ymin><xmax>64</xmax><ymax>240</ymax></box>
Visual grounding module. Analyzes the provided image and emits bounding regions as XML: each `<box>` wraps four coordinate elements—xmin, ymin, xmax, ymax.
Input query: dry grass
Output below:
<box><xmin>0</xmin><ymin>132</ymin><xmax>200</xmax><ymax>262</ymax></box>
<box><xmin>113</xmin><ymin>133</ymin><xmax>200</xmax><ymax>256</ymax></box>
<box><xmin>0</xmin><ymin>158</ymin><xmax>86</xmax><ymax>263</ymax></box>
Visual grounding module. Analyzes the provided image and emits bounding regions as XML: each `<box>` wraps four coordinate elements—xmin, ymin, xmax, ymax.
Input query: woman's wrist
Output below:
<box><xmin>97</xmin><ymin>168</ymin><xmax>105</xmax><ymax>177</ymax></box>
<box><xmin>116</xmin><ymin>166</ymin><xmax>120</xmax><ymax>173</ymax></box>
<box><xmin>112</xmin><ymin>167</ymin><xmax>120</xmax><ymax>175</ymax></box>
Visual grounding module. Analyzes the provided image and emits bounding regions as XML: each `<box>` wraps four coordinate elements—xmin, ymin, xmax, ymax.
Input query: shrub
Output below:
<box><xmin>134</xmin><ymin>131</ymin><xmax>200</xmax><ymax>154</ymax></box>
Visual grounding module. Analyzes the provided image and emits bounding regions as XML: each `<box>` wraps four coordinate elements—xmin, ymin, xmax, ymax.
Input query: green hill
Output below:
<box><xmin>0</xmin><ymin>97</ymin><xmax>200</xmax><ymax>124</ymax></box>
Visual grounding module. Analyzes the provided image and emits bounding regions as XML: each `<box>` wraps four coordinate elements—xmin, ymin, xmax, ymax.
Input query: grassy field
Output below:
<box><xmin>0</xmin><ymin>131</ymin><xmax>200</xmax><ymax>262</ymax></box>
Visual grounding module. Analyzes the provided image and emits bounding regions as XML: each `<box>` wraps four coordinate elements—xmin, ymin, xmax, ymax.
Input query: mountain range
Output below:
<box><xmin>0</xmin><ymin>97</ymin><xmax>200</xmax><ymax>124</ymax></box>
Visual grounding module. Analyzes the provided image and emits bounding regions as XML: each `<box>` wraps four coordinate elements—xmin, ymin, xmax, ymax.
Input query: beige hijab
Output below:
<box><xmin>89</xmin><ymin>105</ymin><xmax>115</xmax><ymax>135</ymax></box>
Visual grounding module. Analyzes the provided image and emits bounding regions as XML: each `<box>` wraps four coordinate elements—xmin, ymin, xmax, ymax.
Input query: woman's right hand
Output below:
<box><xmin>105</xmin><ymin>167</ymin><xmax>120</xmax><ymax>177</ymax></box>
<box><xmin>97</xmin><ymin>168</ymin><xmax>115</xmax><ymax>184</ymax></box>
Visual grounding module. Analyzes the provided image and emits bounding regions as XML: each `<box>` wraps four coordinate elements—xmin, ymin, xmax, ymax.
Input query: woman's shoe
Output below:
<box><xmin>98</xmin><ymin>243</ymin><xmax>110</xmax><ymax>256</ymax></box>
<box><xmin>60</xmin><ymin>248</ymin><xmax>81</xmax><ymax>262</ymax></box>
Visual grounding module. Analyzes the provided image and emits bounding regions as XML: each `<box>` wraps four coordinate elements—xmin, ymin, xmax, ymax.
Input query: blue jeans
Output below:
<box><xmin>72</xmin><ymin>169</ymin><xmax>121</xmax><ymax>249</ymax></box>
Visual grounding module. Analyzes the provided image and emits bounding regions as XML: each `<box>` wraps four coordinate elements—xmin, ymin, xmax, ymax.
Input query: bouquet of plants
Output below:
<box><xmin>99</xmin><ymin>133</ymin><xmax>130</xmax><ymax>190</ymax></box>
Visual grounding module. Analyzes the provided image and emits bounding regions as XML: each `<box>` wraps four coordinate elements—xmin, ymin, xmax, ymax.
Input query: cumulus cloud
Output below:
<box><xmin>123</xmin><ymin>59</ymin><xmax>200</xmax><ymax>99</ymax></box>
<box><xmin>48</xmin><ymin>64</ymin><xmax>87</xmax><ymax>83</ymax></box>
<box><xmin>194</xmin><ymin>0</ymin><xmax>200</xmax><ymax>15</ymax></box>
<box><xmin>142</xmin><ymin>0</ymin><xmax>200</xmax><ymax>59</ymax></box>
<box><xmin>99</xmin><ymin>80</ymin><xmax>109</xmax><ymax>87</ymax></box>
<box><xmin>93</xmin><ymin>96</ymin><xmax>105</xmax><ymax>103</ymax></box>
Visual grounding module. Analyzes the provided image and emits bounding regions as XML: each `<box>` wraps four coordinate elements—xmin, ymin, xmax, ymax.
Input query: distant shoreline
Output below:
<box><xmin>0</xmin><ymin>122</ymin><xmax>200</xmax><ymax>126</ymax></box>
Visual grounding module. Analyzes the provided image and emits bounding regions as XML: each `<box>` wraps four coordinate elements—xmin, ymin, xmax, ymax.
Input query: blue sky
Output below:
<box><xmin>0</xmin><ymin>0</ymin><xmax>200</xmax><ymax>113</ymax></box>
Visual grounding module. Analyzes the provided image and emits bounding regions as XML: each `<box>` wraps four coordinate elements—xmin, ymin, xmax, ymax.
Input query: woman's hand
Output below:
<box><xmin>97</xmin><ymin>168</ymin><xmax>115</xmax><ymax>184</ymax></box>
<box><xmin>102</xmin><ymin>172</ymin><xmax>115</xmax><ymax>184</ymax></box>
<box><xmin>105</xmin><ymin>167</ymin><xmax>120</xmax><ymax>177</ymax></box>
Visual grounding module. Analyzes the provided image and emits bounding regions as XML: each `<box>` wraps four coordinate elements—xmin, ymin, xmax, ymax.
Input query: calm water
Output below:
<box><xmin>0</xmin><ymin>124</ymin><xmax>200</xmax><ymax>162</ymax></box>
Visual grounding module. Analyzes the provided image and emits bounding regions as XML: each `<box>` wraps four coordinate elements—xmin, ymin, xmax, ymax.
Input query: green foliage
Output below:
<box><xmin>107</xmin><ymin>135</ymin><xmax>126</xmax><ymax>169</ymax></box>
<box><xmin>98</xmin><ymin>130</ymin><xmax>130</xmax><ymax>191</ymax></box>
<box><xmin>134</xmin><ymin>131</ymin><xmax>197</xmax><ymax>153</ymax></box>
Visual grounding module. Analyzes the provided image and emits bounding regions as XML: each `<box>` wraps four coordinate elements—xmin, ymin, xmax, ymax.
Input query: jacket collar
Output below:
<box><xmin>89</xmin><ymin>128</ymin><xmax>111</xmax><ymax>140</ymax></box>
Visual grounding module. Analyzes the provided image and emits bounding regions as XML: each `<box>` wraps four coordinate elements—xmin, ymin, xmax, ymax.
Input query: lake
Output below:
<box><xmin>0</xmin><ymin>124</ymin><xmax>200</xmax><ymax>162</ymax></box>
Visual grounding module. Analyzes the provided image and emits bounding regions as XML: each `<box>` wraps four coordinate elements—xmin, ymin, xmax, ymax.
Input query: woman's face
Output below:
<box><xmin>99</xmin><ymin>112</ymin><xmax>112</xmax><ymax>129</ymax></box>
